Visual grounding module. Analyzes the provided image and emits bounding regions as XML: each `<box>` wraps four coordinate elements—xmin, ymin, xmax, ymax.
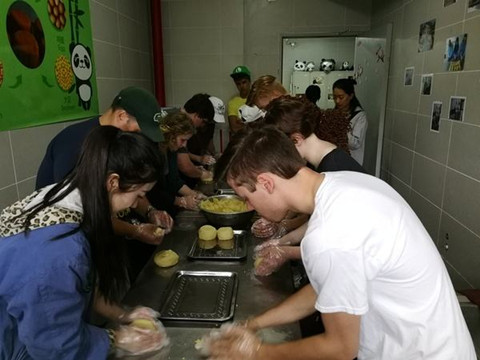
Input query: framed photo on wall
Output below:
<box><xmin>444</xmin><ymin>34</ymin><xmax>468</xmax><ymax>71</ymax></box>
<box><xmin>418</xmin><ymin>19</ymin><xmax>435</xmax><ymax>52</ymax></box>
<box><xmin>421</xmin><ymin>74</ymin><xmax>433</xmax><ymax>95</ymax></box>
<box><xmin>431</xmin><ymin>101</ymin><xmax>442</xmax><ymax>132</ymax></box>
<box><xmin>468</xmin><ymin>0</ymin><xmax>480</xmax><ymax>12</ymax></box>
<box><xmin>404</xmin><ymin>67</ymin><xmax>414</xmax><ymax>86</ymax></box>
<box><xmin>448</xmin><ymin>96</ymin><xmax>466</xmax><ymax>121</ymax></box>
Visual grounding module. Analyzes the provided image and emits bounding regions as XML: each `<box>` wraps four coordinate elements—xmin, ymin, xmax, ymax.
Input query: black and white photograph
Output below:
<box><xmin>404</xmin><ymin>67</ymin><xmax>414</xmax><ymax>86</ymax></box>
<box><xmin>418</xmin><ymin>19</ymin><xmax>436</xmax><ymax>52</ymax></box>
<box><xmin>421</xmin><ymin>74</ymin><xmax>433</xmax><ymax>95</ymax></box>
<box><xmin>468</xmin><ymin>0</ymin><xmax>480</xmax><ymax>12</ymax></box>
<box><xmin>431</xmin><ymin>101</ymin><xmax>442</xmax><ymax>132</ymax></box>
<box><xmin>444</xmin><ymin>34</ymin><xmax>467</xmax><ymax>71</ymax></box>
<box><xmin>444</xmin><ymin>0</ymin><xmax>457</xmax><ymax>6</ymax></box>
<box><xmin>449</xmin><ymin>96</ymin><xmax>466</xmax><ymax>121</ymax></box>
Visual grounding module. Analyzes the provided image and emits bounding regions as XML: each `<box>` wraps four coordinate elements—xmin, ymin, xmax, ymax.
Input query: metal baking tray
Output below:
<box><xmin>187</xmin><ymin>230</ymin><xmax>247</xmax><ymax>260</ymax></box>
<box><xmin>158</xmin><ymin>271</ymin><xmax>238</xmax><ymax>325</ymax></box>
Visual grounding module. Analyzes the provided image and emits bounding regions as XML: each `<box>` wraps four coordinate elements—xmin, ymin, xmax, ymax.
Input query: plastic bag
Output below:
<box><xmin>197</xmin><ymin>323</ymin><xmax>261</xmax><ymax>360</ymax></box>
<box><xmin>253</xmin><ymin>243</ymin><xmax>289</xmax><ymax>276</ymax></box>
<box><xmin>114</xmin><ymin>317</ymin><xmax>170</xmax><ymax>359</ymax></box>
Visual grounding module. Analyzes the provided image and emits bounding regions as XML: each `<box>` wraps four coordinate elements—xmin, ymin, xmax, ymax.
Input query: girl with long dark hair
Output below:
<box><xmin>0</xmin><ymin>126</ymin><xmax>166</xmax><ymax>359</ymax></box>
<box><xmin>333</xmin><ymin>78</ymin><xmax>368</xmax><ymax>165</ymax></box>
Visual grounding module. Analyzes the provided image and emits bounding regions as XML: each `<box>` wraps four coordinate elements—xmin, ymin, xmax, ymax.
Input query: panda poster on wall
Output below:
<box><xmin>0</xmin><ymin>0</ymin><xmax>98</xmax><ymax>131</ymax></box>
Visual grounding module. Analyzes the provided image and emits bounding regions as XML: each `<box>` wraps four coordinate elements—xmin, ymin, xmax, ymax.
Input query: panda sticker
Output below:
<box><xmin>70</xmin><ymin>43</ymin><xmax>92</xmax><ymax>110</ymax></box>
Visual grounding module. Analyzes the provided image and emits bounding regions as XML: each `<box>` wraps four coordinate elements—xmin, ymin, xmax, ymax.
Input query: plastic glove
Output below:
<box><xmin>203</xmin><ymin>324</ymin><xmax>262</xmax><ymax>360</ymax></box>
<box><xmin>200</xmin><ymin>169</ymin><xmax>214</xmax><ymax>181</ymax></box>
<box><xmin>251</xmin><ymin>217</ymin><xmax>278</xmax><ymax>239</ymax></box>
<box><xmin>254</xmin><ymin>239</ymin><xmax>282</xmax><ymax>252</ymax></box>
<box><xmin>273</xmin><ymin>220</ymin><xmax>288</xmax><ymax>239</ymax></box>
<box><xmin>114</xmin><ymin>318</ymin><xmax>169</xmax><ymax>356</ymax></box>
<box><xmin>119</xmin><ymin>306</ymin><xmax>160</xmax><ymax>324</ymax></box>
<box><xmin>201</xmin><ymin>154</ymin><xmax>216</xmax><ymax>166</ymax></box>
<box><xmin>254</xmin><ymin>244</ymin><xmax>289</xmax><ymax>276</ymax></box>
<box><xmin>147</xmin><ymin>209</ymin><xmax>174</xmax><ymax>234</ymax></box>
<box><xmin>233</xmin><ymin>318</ymin><xmax>260</xmax><ymax>332</ymax></box>
<box><xmin>194</xmin><ymin>191</ymin><xmax>208</xmax><ymax>200</ymax></box>
<box><xmin>178</xmin><ymin>195</ymin><xmax>200</xmax><ymax>210</ymax></box>
<box><xmin>252</xmin><ymin>217</ymin><xmax>289</xmax><ymax>240</ymax></box>
<box><xmin>133</xmin><ymin>223</ymin><xmax>165</xmax><ymax>245</ymax></box>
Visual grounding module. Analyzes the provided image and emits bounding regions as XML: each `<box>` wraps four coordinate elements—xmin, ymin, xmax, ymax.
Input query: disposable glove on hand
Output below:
<box><xmin>254</xmin><ymin>244</ymin><xmax>290</xmax><ymax>276</ymax></box>
<box><xmin>114</xmin><ymin>319</ymin><xmax>169</xmax><ymax>356</ymax></box>
<box><xmin>199</xmin><ymin>324</ymin><xmax>262</xmax><ymax>360</ymax></box>
<box><xmin>133</xmin><ymin>223</ymin><xmax>165</xmax><ymax>245</ymax></box>
<box><xmin>148</xmin><ymin>209</ymin><xmax>173</xmax><ymax>234</ymax></box>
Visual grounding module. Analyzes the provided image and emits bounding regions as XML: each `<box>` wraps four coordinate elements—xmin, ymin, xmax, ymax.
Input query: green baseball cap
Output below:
<box><xmin>113</xmin><ymin>86</ymin><xmax>164</xmax><ymax>142</ymax></box>
<box><xmin>230</xmin><ymin>65</ymin><xmax>251</xmax><ymax>79</ymax></box>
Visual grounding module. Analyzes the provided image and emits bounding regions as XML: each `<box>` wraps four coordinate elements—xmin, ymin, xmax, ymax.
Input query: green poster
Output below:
<box><xmin>0</xmin><ymin>0</ymin><xmax>98</xmax><ymax>131</ymax></box>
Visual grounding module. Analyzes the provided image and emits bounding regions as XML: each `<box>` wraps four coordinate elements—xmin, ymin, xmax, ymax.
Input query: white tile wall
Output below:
<box><xmin>374</xmin><ymin>0</ymin><xmax>480</xmax><ymax>290</ymax></box>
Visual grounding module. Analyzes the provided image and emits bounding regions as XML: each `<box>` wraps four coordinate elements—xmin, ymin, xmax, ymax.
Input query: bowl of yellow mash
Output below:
<box><xmin>199</xmin><ymin>195</ymin><xmax>254</xmax><ymax>227</ymax></box>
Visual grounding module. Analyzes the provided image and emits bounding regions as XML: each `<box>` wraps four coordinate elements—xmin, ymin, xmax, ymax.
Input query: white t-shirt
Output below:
<box><xmin>301</xmin><ymin>171</ymin><xmax>476</xmax><ymax>359</ymax></box>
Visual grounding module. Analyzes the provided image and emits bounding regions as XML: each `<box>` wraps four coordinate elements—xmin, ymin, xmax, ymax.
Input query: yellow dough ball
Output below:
<box><xmin>218</xmin><ymin>239</ymin><xmax>234</xmax><ymax>250</ymax></box>
<box><xmin>154</xmin><ymin>249</ymin><xmax>179</xmax><ymax>268</ymax></box>
<box><xmin>198</xmin><ymin>239</ymin><xmax>217</xmax><ymax>249</ymax></box>
<box><xmin>198</xmin><ymin>225</ymin><xmax>217</xmax><ymax>241</ymax></box>
<box><xmin>217</xmin><ymin>227</ymin><xmax>234</xmax><ymax>241</ymax></box>
<box><xmin>131</xmin><ymin>318</ymin><xmax>157</xmax><ymax>330</ymax></box>
<box><xmin>217</xmin><ymin>227</ymin><xmax>234</xmax><ymax>249</ymax></box>
<box><xmin>154</xmin><ymin>227</ymin><xmax>165</xmax><ymax>237</ymax></box>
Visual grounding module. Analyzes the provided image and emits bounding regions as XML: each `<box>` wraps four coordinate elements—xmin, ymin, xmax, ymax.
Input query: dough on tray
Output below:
<box><xmin>198</xmin><ymin>225</ymin><xmax>217</xmax><ymax>241</ymax></box>
<box><xmin>217</xmin><ymin>227</ymin><xmax>234</xmax><ymax>249</ymax></box>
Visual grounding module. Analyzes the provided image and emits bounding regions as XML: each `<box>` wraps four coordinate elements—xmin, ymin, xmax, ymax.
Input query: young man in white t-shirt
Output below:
<box><xmin>207</xmin><ymin>126</ymin><xmax>476</xmax><ymax>360</ymax></box>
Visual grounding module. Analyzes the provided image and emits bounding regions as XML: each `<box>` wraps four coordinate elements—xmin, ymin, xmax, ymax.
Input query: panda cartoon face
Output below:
<box><xmin>71</xmin><ymin>44</ymin><xmax>92</xmax><ymax>81</ymax></box>
<box><xmin>306</xmin><ymin>61</ymin><xmax>315</xmax><ymax>72</ymax></box>
<box><xmin>294</xmin><ymin>60</ymin><xmax>306</xmax><ymax>71</ymax></box>
<box><xmin>320</xmin><ymin>59</ymin><xmax>335</xmax><ymax>73</ymax></box>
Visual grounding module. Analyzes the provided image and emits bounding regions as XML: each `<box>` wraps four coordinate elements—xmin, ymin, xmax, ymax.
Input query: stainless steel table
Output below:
<box><xmin>122</xmin><ymin>211</ymin><xmax>301</xmax><ymax>359</ymax></box>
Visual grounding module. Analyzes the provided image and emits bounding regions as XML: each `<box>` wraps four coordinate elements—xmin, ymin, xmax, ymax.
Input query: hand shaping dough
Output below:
<box><xmin>254</xmin><ymin>257</ymin><xmax>263</xmax><ymax>269</ymax></box>
<box><xmin>131</xmin><ymin>318</ymin><xmax>157</xmax><ymax>330</ymax></box>
<box><xmin>154</xmin><ymin>227</ymin><xmax>165</xmax><ymax>237</ymax></box>
<box><xmin>154</xmin><ymin>249</ymin><xmax>179</xmax><ymax>268</ymax></box>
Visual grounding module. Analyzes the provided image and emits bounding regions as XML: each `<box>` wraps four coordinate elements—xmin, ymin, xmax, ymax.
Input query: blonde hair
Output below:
<box><xmin>246</xmin><ymin>75</ymin><xmax>287</xmax><ymax>106</ymax></box>
<box><xmin>159</xmin><ymin>112</ymin><xmax>195</xmax><ymax>144</ymax></box>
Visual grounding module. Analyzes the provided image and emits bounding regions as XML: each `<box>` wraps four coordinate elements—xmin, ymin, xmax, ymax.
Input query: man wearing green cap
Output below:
<box><xmin>36</xmin><ymin>86</ymin><xmax>164</xmax><ymax>189</ymax></box>
<box><xmin>36</xmin><ymin>86</ymin><xmax>172</xmax><ymax>250</ymax></box>
<box><xmin>228</xmin><ymin>65</ymin><xmax>251</xmax><ymax>135</ymax></box>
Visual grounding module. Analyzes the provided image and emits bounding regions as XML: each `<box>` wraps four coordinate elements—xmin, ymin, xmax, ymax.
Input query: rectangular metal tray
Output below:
<box><xmin>187</xmin><ymin>230</ymin><xmax>247</xmax><ymax>260</ymax></box>
<box><xmin>158</xmin><ymin>271</ymin><xmax>238</xmax><ymax>324</ymax></box>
